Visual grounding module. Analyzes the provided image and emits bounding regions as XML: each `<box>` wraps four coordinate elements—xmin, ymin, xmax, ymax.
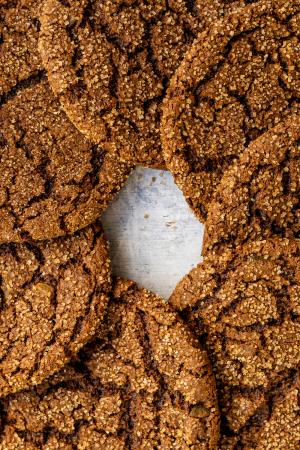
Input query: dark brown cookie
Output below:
<box><xmin>0</xmin><ymin>279</ymin><xmax>220</xmax><ymax>449</ymax></box>
<box><xmin>0</xmin><ymin>1</ymin><xmax>132</xmax><ymax>243</ymax></box>
<box><xmin>170</xmin><ymin>238</ymin><xmax>300</xmax><ymax>448</ymax></box>
<box><xmin>0</xmin><ymin>0</ymin><xmax>43</xmax><ymax>97</ymax></box>
<box><xmin>0</xmin><ymin>77</ymin><xmax>132</xmax><ymax>243</ymax></box>
<box><xmin>39</xmin><ymin>0</ymin><xmax>252</xmax><ymax>168</ymax></box>
<box><xmin>203</xmin><ymin>114</ymin><xmax>300</xmax><ymax>255</ymax></box>
<box><xmin>161</xmin><ymin>0</ymin><xmax>300</xmax><ymax>221</ymax></box>
<box><xmin>0</xmin><ymin>220</ymin><xmax>111</xmax><ymax>397</ymax></box>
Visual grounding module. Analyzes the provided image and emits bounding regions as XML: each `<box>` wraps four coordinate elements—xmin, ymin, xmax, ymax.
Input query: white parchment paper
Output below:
<box><xmin>102</xmin><ymin>167</ymin><xmax>204</xmax><ymax>299</ymax></box>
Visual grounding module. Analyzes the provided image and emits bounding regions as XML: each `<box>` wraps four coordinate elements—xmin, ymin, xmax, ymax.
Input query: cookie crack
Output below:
<box><xmin>0</xmin><ymin>70</ymin><xmax>45</xmax><ymax>107</ymax></box>
<box><xmin>0</xmin><ymin>1</ymin><xmax>18</xmax><ymax>11</ymax></box>
<box><xmin>183</xmin><ymin>0</ymin><xmax>203</xmax><ymax>19</ymax></box>
<box><xmin>136</xmin><ymin>310</ymin><xmax>168</xmax><ymax>446</ymax></box>
<box><xmin>115</xmin><ymin>0</ymin><xmax>139</xmax><ymax>15</ymax></box>
<box><xmin>227</xmin><ymin>369</ymin><xmax>299</xmax><ymax>444</ymax></box>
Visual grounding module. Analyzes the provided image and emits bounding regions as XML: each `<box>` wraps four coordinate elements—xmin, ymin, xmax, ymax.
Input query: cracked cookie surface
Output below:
<box><xmin>161</xmin><ymin>0</ymin><xmax>300</xmax><ymax>221</ymax></box>
<box><xmin>204</xmin><ymin>114</ymin><xmax>300</xmax><ymax>255</ymax></box>
<box><xmin>170</xmin><ymin>238</ymin><xmax>300</xmax><ymax>448</ymax></box>
<box><xmin>0</xmin><ymin>279</ymin><xmax>220</xmax><ymax>449</ymax></box>
<box><xmin>0</xmin><ymin>0</ymin><xmax>43</xmax><ymax>97</ymax></box>
<box><xmin>0</xmin><ymin>78</ymin><xmax>132</xmax><ymax>243</ymax></box>
<box><xmin>0</xmin><ymin>220</ymin><xmax>111</xmax><ymax>397</ymax></box>
<box><xmin>39</xmin><ymin>0</ymin><xmax>252</xmax><ymax>168</ymax></box>
<box><xmin>0</xmin><ymin>0</ymin><xmax>132</xmax><ymax>243</ymax></box>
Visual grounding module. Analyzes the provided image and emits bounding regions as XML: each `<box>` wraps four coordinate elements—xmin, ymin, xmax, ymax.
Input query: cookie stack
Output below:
<box><xmin>0</xmin><ymin>0</ymin><xmax>299</xmax><ymax>448</ymax></box>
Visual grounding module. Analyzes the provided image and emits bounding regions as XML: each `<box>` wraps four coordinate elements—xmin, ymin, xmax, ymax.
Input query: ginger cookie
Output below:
<box><xmin>0</xmin><ymin>279</ymin><xmax>220</xmax><ymax>449</ymax></box>
<box><xmin>0</xmin><ymin>78</ymin><xmax>132</xmax><ymax>243</ymax></box>
<box><xmin>161</xmin><ymin>0</ymin><xmax>300</xmax><ymax>221</ymax></box>
<box><xmin>0</xmin><ymin>0</ymin><xmax>132</xmax><ymax>243</ymax></box>
<box><xmin>203</xmin><ymin>115</ymin><xmax>300</xmax><ymax>255</ymax></box>
<box><xmin>39</xmin><ymin>0</ymin><xmax>252</xmax><ymax>168</ymax></box>
<box><xmin>0</xmin><ymin>0</ymin><xmax>43</xmax><ymax>97</ymax></box>
<box><xmin>0</xmin><ymin>220</ymin><xmax>111</xmax><ymax>397</ymax></box>
<box><xmin>170</xmin><ymin>238</ymin><xmax>300</xmax><ymax>447</ymax></box>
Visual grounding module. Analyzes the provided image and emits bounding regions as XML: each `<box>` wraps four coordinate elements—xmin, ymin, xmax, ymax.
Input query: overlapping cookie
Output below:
<box><xmin>203</xmin><ymin>114</ymin><xmax>300</xmax><ymax>255</ymax></box>
<box><xmin>0</xmin><ymin>279</ymin><xmax>219</xmax><ymax>449</ymax></box>
<box><xmin>170</xmin><ymin>238</ymin><xmax>300</xmax><ymax>448</ymax></box>
<box><xmin>1</xmin><ymin>1</ymin><xmax>299</xmax><ymax>447</ymax></box>
<box><xmin>162</xmin><ymin>0</ymin><xmax>300</xmax><ymax>220</ymax></box>
<box><xmin>0</xmin><ymin>0</ymin><xmax>132</xmax><ymax>243</ymax></box>
<box><xmin>0</xmin><ymin>221</ymin><xmax>111</xmax><ymax>397</ymax></box>
<box><xmin>39</xmin><ymin>0</ymin><xmax>252</xmax><ymax>167</ymax></box>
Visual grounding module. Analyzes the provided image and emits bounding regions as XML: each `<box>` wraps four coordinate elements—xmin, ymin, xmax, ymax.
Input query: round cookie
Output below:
<box><xmin>39</xmin><ymin>0</ymin><xmax>252</xmax><ymax>168</ymax></box>
<box><xmin>203</xmin><ymin>114</ymin><xmax>300</xmax><ymax>255</ymax></box>
<box><xmin>161</xmin><ymin>0</ymin><xmax>300</xmax><ymax>221</ymax></box>
<box><xmin>0</xmin><ymin>0</ymin><xmax>132</xmax><ymax>243</ymax></box>
<box><xmin>0</xmin><ymin>220</ymin><xmax>111</xmax><ymax>397</ymax></box>
<box><xmin>0</xmin><ymin>78</ymin><xmax>132</xmax><ymax>243</ymax></box>
<box><xmin>170</xmin><ymin>238</ymin><xmax>300</xmax><ymax>447</ymax></box>
<box><xmin>0</xmin><ymin>279</ymin><xmax>220</xmax><ymax>449</ymax></box>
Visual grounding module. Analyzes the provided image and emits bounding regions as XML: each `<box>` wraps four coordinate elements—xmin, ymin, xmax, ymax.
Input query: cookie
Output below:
<box><xmin>0</xmin><ymin>77</ymin><xmax>133</xmax><ymax>243</ymax></box>
<box><xmin>0</xmin><ymin>0</ymin><xmax>43</xmax><ymax>97</ymax></box>
<box><xmin>0</xmin><ymin>220</ymin><xmax>111</xmax><ymax>397</ymax></box>
<box><xmin>39</xmin><ymin>0</ymin><xmax>251</xmax><ymax>168</ymax></box>
<box><xmin>0</xmin><ymin>279</ymin><xmax>220</xmax><ymax>449</ymax></box>
<box><xmin>161</xmin><ymin>0</ymin><xmax>300</xmax><ymax>221</ymax></box>
<box><xmin>203</xmin><ymin>114</ymin><xmax>300</xmax><ymax>255</ymax></box>
<box><xmin>170</xmin><ymin>238</ymin><xmax>300</xmax><ymax>447</ymax></box>
<box><xmin>0</xmin><ymin>1</ymin><xmax>132</xmax><ymax>243</ymax></box>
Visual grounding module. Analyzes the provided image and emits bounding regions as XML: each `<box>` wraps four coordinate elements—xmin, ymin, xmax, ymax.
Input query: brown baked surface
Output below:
<box><xmin>161</xmin><ymin>0</ymin><xmax>300</xmax><ymax>221</ymax></box>
<box><xmin>0</xmin><ymin>78</ymin><xmax>132</xmax><ymax>243</ymax></box>
<box><xmin>0</xmin><ymin>220</ymin><xmax>111</xmax><ymax>397</ymax></box>
<box><xmin>203</xmin><ymin>114</ymin><xmax>300</xmax><ymax>255</ymax></box>
<box><xmin>0</xmin><ymin>0</ymin><xmax>43</xmax><ymax>98</ymax></box>
<box><xmin>0</xmin><ymin>1</ymin><xmax>132</xmax><ymax>243</ymax></box>
<box><xmin>220</xmin><ymin>374</ymin><xmax>300</xmax><ymax>449</ymax></box>
<box><xmin>0</xmin><ymin>279</ymin><xmax>220</xmax><ymax>449</ymax></box>
<box><xmin>170</xmin><ymin>238</ymin><xmax>300</xmax><ymax>447</ymax></box>
<box><xmin>39</xmin><ymin>0</ymin><xmax>251</xmax><ymax>168</ymax></box>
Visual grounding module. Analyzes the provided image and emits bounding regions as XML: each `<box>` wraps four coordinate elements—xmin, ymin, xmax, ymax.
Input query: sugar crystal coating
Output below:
<box><xmin>170</xmin><ymin>238</ymin><xmax>300</xmax><ymax>447</ymax></box>
<box><xmin>204</xmin><ymin>114</ymin><xmax>300</xmax><ymax>255</ymax></box>
<box><xmin>0</xmin><ymin>1</ymin><xmax>132</xmax><ymax>243</ymax></box>
<box><xmin>0</xmin><ymin>220</ymin><xmax>111</xmax><ymax>397</ymax></box>
<box><xmin>0</xmin><ymin>0</ymin><xmax>43</xmax><ymax>97</ymax></box>
<box><xmin>161</xmin><ymin>0</ymin><xmax>300</xmax><ymax>220</ymax></box>
<box><xmin>0</xmin><ymin>279</ymin><xmax>220</xmax><ymax>449</ymax></box>
<box><xmin>39</xmin><ymin>0</ymin><xmax>253</xmax><ymax>167</ymax></box>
